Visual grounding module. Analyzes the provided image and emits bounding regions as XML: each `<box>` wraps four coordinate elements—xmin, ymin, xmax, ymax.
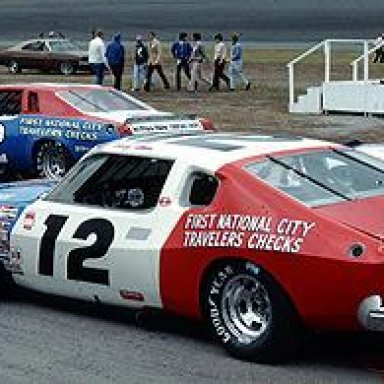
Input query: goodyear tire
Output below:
<box><xmin>8</xmin><ymin>60</ymin><xmax>21</xmax><ymax>74</ymax></box>
<box><xmin>35</xmin><ymin>142</ymin><xmax>72</xmax><ymax>179</ymax></box>
<box><xmin>204</xmin><ymin>261</ymin><xmax>299</xmax><ymax>362</ymax></box>
<box><xmin>59</xmin><ymin>61</ymin><xmax>76</xmax><ymax>75</ymax></box>
<box><xmin>0</xmin><ymin>263</ymin><xmax>16</xmax><ymax>299</ymax></box>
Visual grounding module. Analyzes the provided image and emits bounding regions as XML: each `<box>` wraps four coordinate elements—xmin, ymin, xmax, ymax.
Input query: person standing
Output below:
<box><xmin>171</xmin><ymin>32</ymin><xmax>192</xmax><ymax>90</ymax></box>
<box><xmin>373</xmin><ymin>33</ymin><xmax>384</xmax><ymax>63</ymax></box>
<box><xmin>188</xmin><ymin>32</ymin><xmax>211</xmax><ymax>91</ymax></box>
<box><xmin>228</xmin><ymin>33</ymin><xmax>251</xmax><ymax>91</ymax></box>
<box><xmin>144</xmin><ymin>31</ymin><xmax>170</xmax><ymax>91</ymax></box>
<box><xmin>106</xmin><ymin>32</ymin><xmax>125</xmax><ymax>90</ymax></box>
<box><xmin>88</xmin><ymin>29</ymin><xmax>109</xmax><ymax>85</ymax></box>
<box><xmin>132</xmin><ymin>35</ymin><xmax>149</xmax><ymax>91</ymax></box>
<box><xmin>210</xmin><ymin>33</ymin><xmax>230</xmax><ymax>91</ymax></box>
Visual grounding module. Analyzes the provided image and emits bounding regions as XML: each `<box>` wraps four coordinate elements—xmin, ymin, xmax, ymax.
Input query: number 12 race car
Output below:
<box><xmin>0</xmin><ymin>83</ymin><xmax>212</xmax><ymax>179</ymax></box>
<box><xmin>4</xmin><ymin>132</ymin><xmax>384</xmax><ymax>362</ymax></box>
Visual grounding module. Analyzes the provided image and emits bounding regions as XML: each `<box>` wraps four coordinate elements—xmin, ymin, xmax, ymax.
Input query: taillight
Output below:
<box><xmin>199</xmin><ymin>118</ymin><xmax>215</xmax><ymax>131</ymax></box>
<box><xmin>117</xmin><ymin>123</ymin><xmax>133</xmax><ymax>136</ymax></box>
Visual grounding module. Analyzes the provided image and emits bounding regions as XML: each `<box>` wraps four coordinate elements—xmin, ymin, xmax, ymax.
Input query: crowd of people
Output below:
<box><xmin>88</xmin><ymin>29</ymin><xmax>251</xmax><ymax>92</ymax></box>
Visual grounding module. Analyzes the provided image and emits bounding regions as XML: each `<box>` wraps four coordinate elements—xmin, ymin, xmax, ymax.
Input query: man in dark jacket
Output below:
<box><xmin>132</xmin><ymin>35</ymin><xmax>149</xmax><ymax>91</ymax></box>
<box><xmin>171</xmin><ymin>32</ymin><xmax>192</xmax><ymax>90</ymax></box>
<box><xmin>106</xmin><ymin>32</ymin><xmax>125</xmax><ymax>90</ymax></box>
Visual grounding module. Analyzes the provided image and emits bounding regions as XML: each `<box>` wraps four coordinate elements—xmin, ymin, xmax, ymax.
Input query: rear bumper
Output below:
<box><xmin>358</xmin><ymin>295</ymin><xmax>384</xmax><ymax>331</ymax></box>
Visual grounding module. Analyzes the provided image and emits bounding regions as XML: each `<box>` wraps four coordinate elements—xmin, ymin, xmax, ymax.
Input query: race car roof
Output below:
<box><xmin>96</xmin><ymin>132</ymin><xmax>338</xmax><ymax>171</ymax></box>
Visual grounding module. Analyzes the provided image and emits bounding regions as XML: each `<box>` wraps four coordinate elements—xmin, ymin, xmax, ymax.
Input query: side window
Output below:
<box><xmin>0</xmin><ymin>91</ymin><xmax>22</xmax><ymax>115</ymax></box>
<box><xmin>22</xmin><ymin>41</ymin><xmax>45</xmax><ymax>51</ymax></box>
<box><xmin>47</xmin><ymin>154</ymin><xmax>174</xmax><ymax>210</ymax></box>
<box><xmin>27</xmin><ymin>92</ymin><xmax>40</xmax><ymax>113</ymax></box>
<box><xmin>188</xmin><ymin>172</ymin><xmax>218</xmax><ymax>206</ymax></box>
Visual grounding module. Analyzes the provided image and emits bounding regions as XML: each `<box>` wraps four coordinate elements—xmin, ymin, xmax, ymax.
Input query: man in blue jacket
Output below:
<box><xmin>228</xmin><ymin>33</ymin><xmax>251</xmax><ymax>91</ymax></box>
<box><xmin>171</xmin><ymin>32</ymin><xmax>192</xmax><ymax>90</ymax></box>
<box><xmin>106</xmin><ymin>32</ymin><xmax>125</xmax><ymax>90</ymax></box>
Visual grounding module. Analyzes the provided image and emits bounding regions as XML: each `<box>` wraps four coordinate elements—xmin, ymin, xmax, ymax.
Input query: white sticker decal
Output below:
<box><xmin>183</xmin><ymin>213</ymin><xmax>316</xmax><ymax>253</ymax></box>
<box><xmin>0</xmin><ymin>123</ymin><xmax>5</xmax><ymax>143</ymax></box>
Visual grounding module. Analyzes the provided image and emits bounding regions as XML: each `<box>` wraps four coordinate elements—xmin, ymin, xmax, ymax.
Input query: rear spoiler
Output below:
<box><xmin>121</xmin><ymin>113</ymin><xmax>214</xmax><ymax>135</ymax></box>
<box><xmin>124</xmin><ymin>113</ymin><xmax>198</xmax><ymax>125</ymax></box>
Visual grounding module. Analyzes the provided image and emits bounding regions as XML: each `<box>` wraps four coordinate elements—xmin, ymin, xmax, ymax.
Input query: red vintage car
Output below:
<box><xmin>4</xmin><ymin>132</ymin><xmax>384</xmax><ymax>362</ymax></box>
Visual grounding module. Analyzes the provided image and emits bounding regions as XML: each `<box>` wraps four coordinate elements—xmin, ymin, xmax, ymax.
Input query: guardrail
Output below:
<box><xmin>351</xmin><ymin>40</ymin><xmax>383</xmax><ymax>81</ymax></box>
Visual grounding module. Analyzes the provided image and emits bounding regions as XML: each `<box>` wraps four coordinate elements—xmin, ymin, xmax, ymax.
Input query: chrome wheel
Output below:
<box><xmin>42</xmin><ymin>148</ymin><xmax>66</xmax><ymax>179</ymax></box>
<box><xmin>221</xmin><ymin>274</ymin><xmax>272</xmax><ymax>344</ymax></box>
<box><xmin>36</xmin><ymin>142</ymin><xmax>68</xmax><ymax>179</ymax></box>
<box><xmin>59</xmin><ymin>61</ymin><xmax>75</xmax><ymax>75</ymax></box>
<box><xmin>8</xmin><ymin>60</ymin><xmax>21</xmax><ymax>74</ymax></box>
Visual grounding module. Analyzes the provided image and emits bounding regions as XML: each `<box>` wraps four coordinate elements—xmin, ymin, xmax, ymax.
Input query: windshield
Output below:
<box><xmin>57</xmin><ymin>89</ymin><xmax>148</xmax><ymax>113</ymax></box>
<box><xmin>48</xmin><ymin>40</ymin><xmax>79</xmax><ymax>52</ymax></box>
<box><xmin>245</xmin><ymin>148</ymin><xmax>384</xmax><ymax>207</ymax></box>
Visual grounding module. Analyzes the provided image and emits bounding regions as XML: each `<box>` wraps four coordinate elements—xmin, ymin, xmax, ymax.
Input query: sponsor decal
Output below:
<box><xmin>183</xmin><ymin>213</ymin><xmax>315</xmax><ymax>253</ymax></box>
<box><xmin>159</xmin><ymin>196</ymin><xmax>172</xmax><ymax>207</ymax></box>
<box><xmin>19</xmin><ymin>117</ymin><xmax>106</xmax><ymax>141</ymax></box>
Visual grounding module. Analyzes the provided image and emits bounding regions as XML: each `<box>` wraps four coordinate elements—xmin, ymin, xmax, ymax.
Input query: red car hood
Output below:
<box><xmin>316</xmin><ymin>196</ymin><xmax>384</xmax><ymax>239</ymax></box>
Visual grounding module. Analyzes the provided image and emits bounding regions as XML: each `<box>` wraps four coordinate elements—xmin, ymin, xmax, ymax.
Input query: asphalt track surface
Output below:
<box><xmin>0</xmin><ymin>288</ymin><xmax>382</xmax><ymax>383</ymax></box>
<box><xmin>1</xmin><ymin>0</ymin><xmax>384</xmax><ymax>42</ymax></box>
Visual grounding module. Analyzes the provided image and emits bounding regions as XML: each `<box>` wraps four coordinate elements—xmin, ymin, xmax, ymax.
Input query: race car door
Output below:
<box><xmin>0</xmin><ymin>89</ymin><xmax>23</xmax><ymax>168</ymax></box>
<box><xmin>18</xmin><ymin>152</ymin><xmax>187</xmax><ymax>309</ymax></box>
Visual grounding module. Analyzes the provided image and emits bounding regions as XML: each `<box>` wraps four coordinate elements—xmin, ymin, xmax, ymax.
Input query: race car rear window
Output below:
<box><xmin>245</xmin><ymin>149</ymin><xmax>384</xmax><ymax>207</ymax></box>
<box><xmin>0</xmin><ymin>90</ymin><xmax>22</xmax><ymax>115</ymax></box>
<box><xmin>46</xmin><ymin>154</ymin><xmax>174</xmax><ymax>210</ymax></box>
<box><xmin>57</xmin><ymin>89</ymin><xmax>148</xmax><ymax>112</ymax></box>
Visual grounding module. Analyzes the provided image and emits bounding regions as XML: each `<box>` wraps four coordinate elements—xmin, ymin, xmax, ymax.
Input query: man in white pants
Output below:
<box><xmin>188</xmin><ymin>32</ymin><xmax>211</xmax><ymax>92</ymax></box>
<box><xmin>228</xmin><ymin>33</ymin><xmax>251</xmax><ymax>91</ymax></box>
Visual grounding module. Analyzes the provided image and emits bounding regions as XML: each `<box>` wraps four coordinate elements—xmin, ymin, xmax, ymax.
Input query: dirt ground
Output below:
<box><xmin>3</xmin><ymin>47</ymin><xmax>384</xmax><ymax>144</ymax></box>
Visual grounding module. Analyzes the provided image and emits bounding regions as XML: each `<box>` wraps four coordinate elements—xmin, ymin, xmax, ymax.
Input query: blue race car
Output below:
<box><xmin>0</xmin><ymin>83</ymin><xmax>212</xmax><ymax>179</ymax></box>
<box><xmin>0</xmin><ymin>178</ymin><xmax>56</xmax><ymax>267</ymax></box>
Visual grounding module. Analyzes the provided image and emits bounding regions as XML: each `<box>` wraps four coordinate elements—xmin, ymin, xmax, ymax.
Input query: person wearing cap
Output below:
<box><xmin>88</xmin><ymin>29</ymin><xmax>109</xmax><ymax>85</ymax></box>
<box><xmin>171</xmin><ymin>32</ymin><xmax>192</xmax><ymax>90</ymax></box>
<box><xmin>210</xmin><ymin>33</ymin><xmax>230</xmax><ymax>91</ymax></box>
<box><xmin>144</xmin><ymin>31</ymin><xmax>170</xmax><ymax>91</ymax></box>
<box><xmin>228</xmin><ymin>33</ymin><xmax>251</xmax><ymax>91</ymax></box>
<box><xmin>106</xmin><ymin>32</ymin><xmax>125</xmax><ymax>90</ymax></box>
<box><xmin>132</xmin><ymin>35</ymin><xmax>149</xmax><ymax>91</ymax></box>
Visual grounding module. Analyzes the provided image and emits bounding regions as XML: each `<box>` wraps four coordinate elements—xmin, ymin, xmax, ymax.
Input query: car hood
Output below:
<box><xmin>316</xmin><ymin>196</ymin><xmax>384</xmax><ymax>239</ymax></box>
<box><xmin>86</xmin><ymin>110</ymin><xmax>171</xmax><ymax>123</ymax></box>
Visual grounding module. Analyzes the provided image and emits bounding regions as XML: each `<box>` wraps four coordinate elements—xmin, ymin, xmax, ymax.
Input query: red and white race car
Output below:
<box><xmin>5</xmin><ymin>132</ymin><xmax>384</xmax><ymax>362</ymax></box>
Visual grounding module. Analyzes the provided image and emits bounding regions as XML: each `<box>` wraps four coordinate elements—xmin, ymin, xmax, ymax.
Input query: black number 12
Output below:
<box><xmin>38</xmin><ymin>214</ymin><xmax>115</xmax><ymax>285</ymax></box>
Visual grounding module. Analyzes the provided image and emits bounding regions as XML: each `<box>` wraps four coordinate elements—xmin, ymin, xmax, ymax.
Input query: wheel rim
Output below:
<box><xmin>42</xmin><ymin>148</ymin><xmax>66</xmax><ymax>179</ymax></box>
<box><xmin>9</xmin><ymin>61</ymin><xmax>19</xmax><ymax>74</ymax></box>
<box><xmin>60</xmin><ymin>62</ymin><xmax>73</xmax><ymax>75</ymax></box>
<box><xmin>221</xmin><ymin>274</ymin><xmax>272</xmax><ymax>344</ymax></box>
